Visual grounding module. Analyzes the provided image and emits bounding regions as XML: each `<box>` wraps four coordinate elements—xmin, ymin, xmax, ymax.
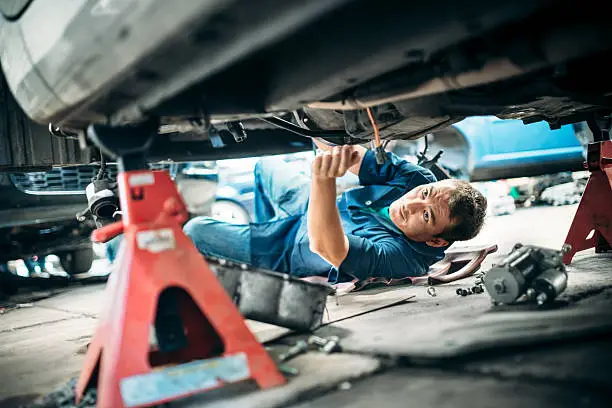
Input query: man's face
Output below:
<box><xmin>389</xmin><ymin>180</ymin><xmax>456</xmax><ymax>247</ymax></box>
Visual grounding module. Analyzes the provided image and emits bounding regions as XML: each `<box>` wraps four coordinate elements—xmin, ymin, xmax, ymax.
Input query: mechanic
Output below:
<box><xmin>107</xmin><ymin>142</ymin><xmax>486</xmax><ymax>282</ymax></box>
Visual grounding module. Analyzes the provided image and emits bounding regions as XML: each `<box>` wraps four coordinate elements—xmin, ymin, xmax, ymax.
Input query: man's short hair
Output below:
<box><xmin>438</xmin><ymin>180</ymin><xmax>487</xmax><ymax>242</ymax></box>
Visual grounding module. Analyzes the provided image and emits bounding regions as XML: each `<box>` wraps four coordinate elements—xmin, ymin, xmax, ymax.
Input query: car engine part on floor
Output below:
<box><xmin>483</xmin><ymin>244</ymin><xmax>567</xmax><ymax>305</ymax></box>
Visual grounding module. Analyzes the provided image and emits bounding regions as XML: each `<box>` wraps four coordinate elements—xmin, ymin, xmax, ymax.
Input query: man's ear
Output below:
<box><xmin>425</xmin><ymin>237</ymin><xmax>449</xmax><ymax>247</ymax></box>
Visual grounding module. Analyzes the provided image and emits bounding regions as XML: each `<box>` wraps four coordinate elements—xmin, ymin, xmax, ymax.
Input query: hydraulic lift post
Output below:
<box><xmin>75</xmin><ymin>122</ymin><xmax>285</xmax><ymax>407</ymax></box>
<box><xmin>562</xmin><ymin>128</ymin><xmax>612</xmax><ymax>264</ymax></box>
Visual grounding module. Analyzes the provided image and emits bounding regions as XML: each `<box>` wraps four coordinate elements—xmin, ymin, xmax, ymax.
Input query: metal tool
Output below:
<box><xmin>483</xmin><ymin>244</ymin><xmax>567</xmax><ymax>305</ymax></box>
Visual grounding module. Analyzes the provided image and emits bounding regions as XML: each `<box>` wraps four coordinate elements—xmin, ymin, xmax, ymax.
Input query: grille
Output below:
<box><xmin>10</xmin><ymin>164</ymin><xmax>177</xmax><ymax>193</ymax></box>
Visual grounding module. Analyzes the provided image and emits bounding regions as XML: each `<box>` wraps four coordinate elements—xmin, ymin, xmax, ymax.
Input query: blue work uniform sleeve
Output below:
<box><xmin>358</xmin><ymin>150</ymin><xmax>437</xmax><ymax>188</ymax></box>
<box><xmin>337</xmin><ymin>234</ymin><xmax>429</xmax><ymax>280</ymax></box>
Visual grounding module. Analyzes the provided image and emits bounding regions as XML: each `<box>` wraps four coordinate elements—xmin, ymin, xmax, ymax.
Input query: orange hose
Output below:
<box><xmin>365</xmin><ymin>107</ymin><xmax>381</xmax><ymax>147</ymax></box>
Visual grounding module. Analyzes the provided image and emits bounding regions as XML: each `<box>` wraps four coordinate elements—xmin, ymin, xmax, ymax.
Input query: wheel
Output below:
<box><xmin>210</xmin><ymin>200</ymin><xmax>250</xmax><ymax>224</ymax></box>
<box><xmin>59</xmin><ymin>246</ymin><xmax>94</xmax><ymax>275</ymax></box>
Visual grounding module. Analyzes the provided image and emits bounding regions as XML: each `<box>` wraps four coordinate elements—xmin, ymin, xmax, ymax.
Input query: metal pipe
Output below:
<box><xmin>259</xmin><ymin>116</ymin><xmax>349</xmax><ymax>143</ymax></box>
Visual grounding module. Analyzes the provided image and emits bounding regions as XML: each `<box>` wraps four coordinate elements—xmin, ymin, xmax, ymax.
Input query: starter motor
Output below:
<box><xmin>483</xmin><ymin>244</ymin><xmax>568</xmax><ymax>305</ymax></box>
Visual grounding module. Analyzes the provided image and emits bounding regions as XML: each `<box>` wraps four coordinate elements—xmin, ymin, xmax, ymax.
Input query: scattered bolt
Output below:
<box><xmin>427</xmin><ymin>286</ymin><xmax>437</xmax><ymax>297</ymax></box>
<box><xmin>308</xmin><ymin>336</ymin><xmax>325</xmax><ymax>346</ymax></box>
<box><xmin>279</xmin><ymin>340</ymin><xmax>309</xmax><ymax>362</ymax></box>
<box><xmin>460</xmin><ymin>289</ymin><xmax>469</xmax><ymax>297</ymax></box>
<box><xmin>472</xmin><ymin>286</ymin><xmax>484</xmax><ymax>294</ymax></box>
<box><xmin>308</xmin><ymin>335</ymin><xmax>341</xmax><ymax>354</ymax></box>
<box><xmin>321</xmin><ymin>337</ymin><xmax>341</xmax><ymax>354</ymax></box>
<box><xmin>278</xmin><ymin>364</ymin><xmax>299</xmax><ymax>376</ymax></box>
<box><xmin>456</xmin><ymin>288</ymin><xmax>464</xmax><ymax>295</ymax></box>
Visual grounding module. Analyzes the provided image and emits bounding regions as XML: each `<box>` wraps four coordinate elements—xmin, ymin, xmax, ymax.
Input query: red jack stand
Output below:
<box><xmin>75</xmin><ymin>125</ymin><xmax>284</xmax><ymax>407</ymax></box>
<box><xmin>562</xmin><ymin>141</ymin><xmax>612</xmax><ymax>264</ymax></box>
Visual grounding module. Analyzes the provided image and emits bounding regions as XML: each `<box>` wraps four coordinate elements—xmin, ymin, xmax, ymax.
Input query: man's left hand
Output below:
<box><xmin>312</xmin><ymin>145</ymin><xmax>360</xmax><ymax>180</ymax></box>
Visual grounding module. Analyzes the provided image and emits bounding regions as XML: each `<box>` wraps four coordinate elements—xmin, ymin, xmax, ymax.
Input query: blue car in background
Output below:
<box><xmin>195</xmin><ymin>116</ymin><xmax>586</xmax><ymax>223</ymax></box>
<box><xmin>388</xmin><ymin>116</ymin><xmax>585</xmax><ymax>181</ymax></box>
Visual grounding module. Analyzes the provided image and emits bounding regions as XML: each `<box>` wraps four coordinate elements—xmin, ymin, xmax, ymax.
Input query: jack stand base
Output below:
<box><xmin>75</xmin><ymin>169</ymin><xmax>285</xmax><ymax>407</ymax></box>
<box><xmin>562</xmin><ymin>141</ymin><xmax>612</xmax><ymax>264</ymax></box>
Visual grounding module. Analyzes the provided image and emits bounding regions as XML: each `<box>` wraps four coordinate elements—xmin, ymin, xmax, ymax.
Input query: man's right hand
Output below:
<box><xmin>312</xmin><ymin>145</ymin><xmax>361</xmax><ymax>180</ymax></box>
<box><xmin>313</xmin><ymin>139</ymin><xmax>367</xmax><ymax>177</ymax></box>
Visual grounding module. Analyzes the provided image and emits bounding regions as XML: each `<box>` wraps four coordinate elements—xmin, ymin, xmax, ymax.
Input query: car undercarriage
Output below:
<box><xmin>1</xmin><ymin>0</ymin><xmax>611</xmax><ymax>170</ymax></box>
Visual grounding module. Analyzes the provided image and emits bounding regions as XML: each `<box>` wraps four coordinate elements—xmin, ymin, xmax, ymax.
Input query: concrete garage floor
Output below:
<box><xmin>1</xmin><ymin>204</ymin><xmax>612</xmax><ymax>407</ymax></box>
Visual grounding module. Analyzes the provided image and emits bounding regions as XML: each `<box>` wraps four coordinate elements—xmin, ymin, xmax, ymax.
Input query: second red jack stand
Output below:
<box><xmin>562</xmin><ymin>140</ymin><xmax>612</xmax><ymax>264</ymax></box>
<box><xmin>75</xmin><ymin>124</ymin><xmax>285</xmax><ymax>407</ymax></box>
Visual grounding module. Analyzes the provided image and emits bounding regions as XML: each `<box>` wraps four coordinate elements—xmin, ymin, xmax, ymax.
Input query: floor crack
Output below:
<box><xmin>564</xmin><ymin>285</ymin><xmax>612</xmax><ymax>302</ymax></box>
<box><xmin>32</xmin><ymin>305</ymin><xmax>98</xmax><ymax>319</ymax></box>
<box><xmin>0</xmin><ymin>316</ymin><xmax>80</xmax><ymax>334</ymax></box>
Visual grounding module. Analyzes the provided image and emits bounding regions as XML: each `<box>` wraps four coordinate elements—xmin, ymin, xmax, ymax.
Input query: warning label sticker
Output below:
<box><xmin>120</xmin><ymin>353</ymin><xmax>250</xmax><ymax>407</ymax></box>
<box><xmin>129</xmin><ymin>173</ymin><xmax>155</xmax><ymax>187</ymax></box>
<box><xmin>136</xmin><ymin>229</ymin><xmax>175</xmax><ymax>253</ymax></box>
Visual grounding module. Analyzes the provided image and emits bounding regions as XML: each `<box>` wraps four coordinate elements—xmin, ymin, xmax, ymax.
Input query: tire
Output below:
<box><xmin>210</xmin><ymin>200</ymin><xmax>250</xmax><ymax>224</ymax></box>
<box><xmin>59</xmin><ymin>246</ymin><xmax>94</xmax><ymax>275</ymax></box>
